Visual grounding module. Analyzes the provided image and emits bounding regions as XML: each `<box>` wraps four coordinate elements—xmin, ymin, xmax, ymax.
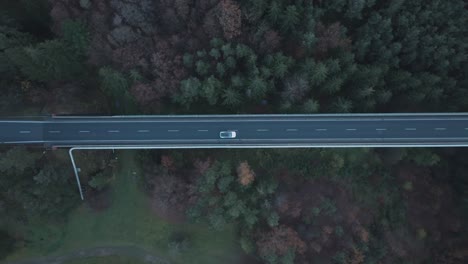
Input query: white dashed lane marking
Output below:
<box><xmin>316</xmin><ymin>129</ymin><xmax>327</xmax><ymax>131</ymax></box>
<box><xmin>19</xmin><ymin>130</ymin><xmax>31</xmax><ymax>134</ymax></box>
<box><xmin>168</xmin><ymin>130</ymin><xmax>179</xmax><ymax>132</ymax></box>
<box><xmin>48</xmin><ymin>130</ymin><xmax>61</xmax><ymax>133</ymax></box>
<box><xmin>405</xmin><ymin>128</ymin><xmax>417</xmax><ymax>131</ymax></box>
<box><xmin>197</xmin><ymin>130</ymin><xmax>208</xmax><ymax>132</ymax></box>
<box><xmin>79</xmin><ymin>130</ymin><xmax>90</xmax><ymax>133</ymax></box>
<box><xmin>286</xmin><ymin>129</ymin><xmax>298</xmax><ymax>132</ymax></box>
<box><xmin>434</xmin><ymin>128</ymin><xmax>446</xmax><ymax>131</ymax></box>
<box><xmin>137</xmin><ymin>130</ymin><xmax>149</xmax><ymax>133</ymax></box>
<box><xmin>257</xmin><ymin>129</ymin><xmax>269</xmax><ymax>132</ymax></box>
<box><xmin>346</xmin><ymin>128</ymin><xmax>357</xmax><ymax>131</ymax></box>
<box><xmin>108</xmin><ymin>130</ymin><xmax>120</xmax><ymax>133</ymax></box>
<box><xmin>376</xmin><ymin>128</ymin><xmax>387</xmax><ymax>131</ymax></box>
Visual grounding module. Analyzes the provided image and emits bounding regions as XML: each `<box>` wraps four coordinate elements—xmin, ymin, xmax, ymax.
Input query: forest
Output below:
<box><xmin>0</xmin><ymin>0</ymin><xmax>467</xmax><ymax>263</ymax></box>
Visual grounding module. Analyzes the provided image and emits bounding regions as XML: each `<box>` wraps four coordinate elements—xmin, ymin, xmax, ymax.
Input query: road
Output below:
<box><xmin>2</xmin><ymin>113</ymin><xmax>468</xmax><ymax>148</ymax></box>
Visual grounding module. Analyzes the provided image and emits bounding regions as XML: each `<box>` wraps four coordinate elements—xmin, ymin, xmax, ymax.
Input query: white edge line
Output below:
<box><xmin>37</xmin><ymin>137</ymin><xmax>468</xmax><ymax>143</ymax></box>
<box><xmin>58</xmin><ymin>143</ymin><xmax>468</xmax><ymax>149</ymax></box>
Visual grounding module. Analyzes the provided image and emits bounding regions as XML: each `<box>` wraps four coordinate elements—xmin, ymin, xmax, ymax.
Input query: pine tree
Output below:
<box><xmin>280</xmin><ymin>6</ymin><xmax>300</xmax><ymax>32</ymax></box>
<box><xmin>210</xmin><ymin>37</ymin><xmax>224</xmax><ymax>48</ymax></box>
<box><xmin>271</xmin><ymin>53</ymin><xmax>293</xmax><ymax>79</ymax></box>
<box><xmin>195</xmin><ymin>60</ymin><xmax>210</xmax><ymax>76</ymax></box>
<box><xmin>330</xmin><ymin>97</ymin><xmax>353</xmax><ymax>113</ymax></box>
<box><xmin>202</xmin><ymin>76</ymin><xmax>221</xmax><ymax>105</ymax></box>
<box><xmin>216</xmin><ymin>62</ymin><xmax>226</xmax><ymax>77</ymax></box>
<box><xmin>209</xmin><ymin>48</ymin><xmax>221</xmax><ymax>60</ymax></box>
<box><xmin>99</xmin><ymin>67</ymin><xmax>129</xmax><ymax>99</ymax></box>
<box><xmin>61</xmin><ymin>20</ymin><xmax>89</xmax><ymax>56</ymax></box>
<box><xmin>183</xmin><ymin>53</ymin><xmax>193</xmax><ymax>68</ymax></box>
<box><xmin>174</xmin><ymin>77</ymin><xmax>201</xmax><ymax>107</ymax></box>
<box><xmin>7</xmin><ymin>40</ymin><xmax>84</xmax><ymax>81</ymax></box>
<box><xmin>4</xmin><ymin>20</ymin><xmax>88</xmax><ymax>82</ymax></box>
<box><xmin>267</xmin><ymin>0</ymin><xmax>282</xmax><ymax>25</ymax></box>
<box><xmin>310</xmin><ymin>62</ymin><xmax>328</xmax><ymax>85</ymax></box>
<box><xmin>248</xmin><ymin>76</ymin><xmax>268</xmax><ymax>99</ymax></box>
<box><xmin>225</xmin><ymin>56</ymin><xmax>237</xmax><ymax>69</ymax></box>
<box><xmin>321</xmin><ymin>77</ymin><xmax>343</xmax><ymax>95</ymax></box>
<box><xmin>222</xmin><ymin>88</ymin><xmax>242</xmax><ymax>106</ymax></box>
<box><xmin>302</xmin><ymin>99</ymin><xmax>319</xmax><ymax>113</ymax></box>
<box><xmin>231</xmin><ymin>75</ymin><xmax>244</xmax><ymax>87</ymax></box>
<box><xmin>236</xmin><ymin>44</ymin><xmax>253</xmax><ymax>58</ymax></box>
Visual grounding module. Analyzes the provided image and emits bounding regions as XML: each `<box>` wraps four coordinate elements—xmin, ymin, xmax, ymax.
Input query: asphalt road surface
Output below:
<box><xmin>2</xmin><ymin>114</ymin><xmax>468</xmax><ymax>148</ymax></box>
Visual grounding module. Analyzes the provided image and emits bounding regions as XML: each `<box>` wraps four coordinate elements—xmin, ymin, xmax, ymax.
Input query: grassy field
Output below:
<box><xmin>6</xmin><ymin>150</ymin><xmax>240</xmax><ymax>264</ymax></box>
<box><xmin>64</xmin><ymin>255</ymin><xmax>147</xmax><ymax>264</ymax></box>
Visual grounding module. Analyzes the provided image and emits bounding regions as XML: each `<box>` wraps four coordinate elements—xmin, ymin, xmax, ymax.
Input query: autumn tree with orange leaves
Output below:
<box><xmin>218</xmin><ymin>0</ymin><xmax>241</xmax><ymax>40</ymax></box>
<box><xmin>237</xmin><ymin>161</ymin><xmax>255</xmax><ymax>186</ymax></box>
<box><xmin>256</xmin><ymin>225</ymin><xmax>306</xmax><ymax>263</ymax></box>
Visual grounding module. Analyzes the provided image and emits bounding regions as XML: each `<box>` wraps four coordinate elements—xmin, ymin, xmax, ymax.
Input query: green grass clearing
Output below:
<box><xmin>6</xmin><ymin>150</ymin><xmax>240</xmax><ymax>264</ymax></box>
<box><xmin>64</xmin><ymin>255</ymin><xmax>146</xmax><ymax>264</ymax></box>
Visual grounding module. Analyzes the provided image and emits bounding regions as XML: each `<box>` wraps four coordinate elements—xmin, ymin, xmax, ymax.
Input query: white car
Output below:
<box><xmin>219</xmin><ymin>131</ymin><xmax>237</xmax><ymax>139</ymax></box>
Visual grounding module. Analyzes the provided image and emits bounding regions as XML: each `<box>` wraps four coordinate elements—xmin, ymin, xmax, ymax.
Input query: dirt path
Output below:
<box><xmin>5</xmin><ymin>245</ymin><xmax>170</xmax><ymax>264</ymax></box>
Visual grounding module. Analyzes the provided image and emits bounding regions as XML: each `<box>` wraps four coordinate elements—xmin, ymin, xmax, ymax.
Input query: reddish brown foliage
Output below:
<box><xmin>174</xmin><ymin>0</ymin><xmax>190</xmax><ymax>19</ymax></box>
<box><xmin>349</xmin><ymin>247</ymin><xmax>365</xmax><ymax>264</ymax></box>
<box><xmin>218</xmin><ymin>0</ymin><xmax>241</xmax><ymax>39</ymax></box>
<box><xmin>315</xmin><ymin>22</ymin><xmax>351</xmax><ymax>57</ymax></box>
<box><xmin>150</xmin><ymin>41</ymin><xmax>187</xmax><ymax>99</ymax></box>
<box><xmin>193</xmin><ymin>158</ymin><xmax>212</xmax><ymax>175</ymax></box>
<box><xmin>256</xmin><ymin>225</ymin><xmax>306</xmax><ymax>258</ymax></box>
<box><xmin>237</xmin><ymin>161</ymin><xmax>255</xmax><ymax>186</ymax></box>
<box><xmin>161</xmin><ymin>155</ymin><xmax>175</xmax><ymax>171</ymax></box>
<box><xmin>203</xmin><ymin>9</ymin><xmax>223</xmax><ymax>38</ymax></box>
<box><xmin>130</xmin><ymin>82</ymin><xmax>160</xmax><ymax>107</ymax></box>
<box><xmin>277</xmin><ymin>195</ymin><xmax>302</xmax><ymax>219</ymax></box>
<box><xmin>111</xmin><ymin>39</ymin><xmax>152</xmax><ymax>70</ymax></box>
<box><xmin>259</xmin><ymin>30</ymin><xmax>282</xmax><ymax>53</ymax></box>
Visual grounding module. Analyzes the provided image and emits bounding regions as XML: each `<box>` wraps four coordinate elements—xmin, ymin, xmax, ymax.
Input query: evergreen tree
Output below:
<box><xmin>202</xmin><ymin>76</ymin><xmax>222</xmax><ymax>105</ymax></box>
<box><xmin>7</xmin><ymin>40</ymin><xmax>83</xmax><ymax>81</ymax></box>
<box><xmin>222</xmin><ymin>88</ymin><xmax>242</xmax><ymax>106</ymax></box>
<box><xmin>280</xmin><ymin>6</ymin><xmax>300</xmax><ymax>33</ymax></box>
<box><xmin>267</xmin><ymin>0</ymin><xmax>282</xmax><ymax>25</ymax></box>
<box><xmin>195</xmin><ymin>60</ymin><xmax>210</xmax><ymax>76</ymax></box>
<box><xmin>248</xmin><ymin>76</ymin><xmax>268</xmax><ymax>99</ymax></box>
<box><xmin>174</xmin><ymin>77</ymin><xmax>201</xmax><ymax>107</ymax></box>
<box><xmin>61</xmin><ymin>20</ymin><xmax>89</xmax><ymax>56</ymax></box>
<box><xmin>302</xmin><ymin>99</ymin><xmax>319</xmax><ymax>113</ymax></box>
<box><xmin>330</xmin><ymin>97</ymin><xmax>353</xmax><ymax>113</ymax></box>
<box><xmin>310</xmin><ymin>62</ymin><xmax>328</xmax><ymax>85</ymax></box>
<box><xmin>99</xmin><ymin>67</ymin><xmax>129</xmax><ymax>99</ymax></box>
<box><xmin>0</xmin><ymin>230</ymin><xmax>15</xmax><ymax>260</ymax></box>
<box><xmin>321</xmin><ymin>77</ymin><xmax>343</xmax><ymax>95</ymax></box>
<box><xmin>209</xmin><ymin>48</ymin><xmax>221</xmax><ymax>60</ymax></box>
<box><xmin>270</xmin><ymin>53</ymin><xmax>293</xmax><ymax>78</ymax></box>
